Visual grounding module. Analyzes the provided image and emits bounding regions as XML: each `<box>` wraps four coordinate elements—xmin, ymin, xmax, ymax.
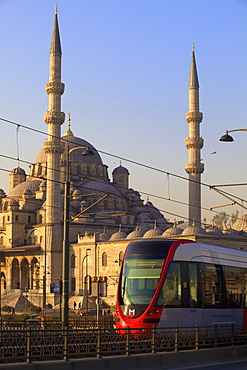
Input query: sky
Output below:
<box><xmin>0</xmin><ymin>0</ymin><xmax>246</xmax><ymax>226</ymax></box>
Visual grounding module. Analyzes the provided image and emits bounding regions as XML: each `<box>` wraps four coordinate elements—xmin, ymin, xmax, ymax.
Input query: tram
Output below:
<box><xmin>115</xmin><ymin>239</ymin><xmax>247</xmax><ymax>330</ymax></box>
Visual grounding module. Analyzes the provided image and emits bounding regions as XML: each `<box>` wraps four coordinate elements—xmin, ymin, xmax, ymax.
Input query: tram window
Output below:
<box><xmin>188</xmin><ymin>263</ymin><xmax>198</xmax><ymax>308</ymax></box>
<box><xmin>224</xmin><ymin>266</ymin><xmax>245</xmax><ymax>308</ymax></box>
<box><xmin>204</xmin><ymin>264</ymin><xmax>225</xmax><ymax>308</ymax></box>
<box><xmin>156</xmin><ymin>262</ymin><xmax>182</xmax><ymax>308</ymax></box>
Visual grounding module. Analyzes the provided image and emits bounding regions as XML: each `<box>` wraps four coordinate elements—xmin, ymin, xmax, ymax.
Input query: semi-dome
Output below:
<box><xmin>136</xmin><ymin>214</ymin><xmax>152</xmax><ymax>222</ymax></box>
<box><xmin>232</xmin><ymin>214</ymin><xmax>247</xmax><ymax>232</ymax></box>
<box><xmin>8</xmin><ymin>180</ymin><xmax>42</xmax><ymax>198</ymax></box>
<box><xmin>81</xmin><ymin>180</ymin><xmax>121</xmax><ymax>197</ymax></box>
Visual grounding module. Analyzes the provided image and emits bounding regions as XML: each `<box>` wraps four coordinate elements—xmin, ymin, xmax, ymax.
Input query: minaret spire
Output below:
<box><xmin>185</xmin><ymin>46</ymin><xmax>204</xmax><ymax>226</ymax></box>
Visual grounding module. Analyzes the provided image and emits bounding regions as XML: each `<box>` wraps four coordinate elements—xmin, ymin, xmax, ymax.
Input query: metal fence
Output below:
<box><xmin>0</xmin><ymin>322</ymin><xmax>246</xmax><ymax>364</ymax></box>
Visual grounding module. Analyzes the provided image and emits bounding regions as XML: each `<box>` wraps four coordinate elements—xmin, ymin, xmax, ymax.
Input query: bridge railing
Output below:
<box><xmin>0</xmin><ymin>323</ymin><xmax>246</xmax><ymax>364</ymax></box>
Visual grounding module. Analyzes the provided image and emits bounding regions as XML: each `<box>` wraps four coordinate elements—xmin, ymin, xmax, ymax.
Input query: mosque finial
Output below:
<box><xmin>55</xmin><ymin>4</ymin><xmax>58</xmax><ymax>15</ymax></box>
<box><xmin>64</xmin><ymin>112</ymin><xmax>74</xmax><ymax>136</ymax></box>
<box><xmin>192</xmin><ymin>43</ymin><xmax>195</xmax><ymax>52</ymax></box>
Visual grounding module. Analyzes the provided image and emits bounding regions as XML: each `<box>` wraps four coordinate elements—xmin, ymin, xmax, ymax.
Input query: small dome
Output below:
<box><xmin>8</xmin><ymin>199</ymin><xmax>19</xmax><ymax>208</ymax></box>
<box><xmin>136</xmin><ymin>214</ymin><xmax>152</xmax><ymax>222</ymax></box>
<box><xmin>112</xmin><ymin>163</ymin><xmax>129</xmax><ymax>175</ymax></box>
<box><xmin>80</xmin><ymin>200</ymin><xmax>89</xmax><ymax>207</ymax></box>
<box><xmin>99</xmin><ymin>231</ymin><xmax>110</xmax><ymax>241</ymax></box>
<box><xmin>23</xmin><ymin>189</ymin><xmax>33</xmax><ymax>195</ymax></box>
<box><xmin>232</xmin><ymin>214</ymin><xmax>247</xmax><ymax>232</ymax></box>
<box><xmin>11</xmin><ymin>166</ymin><xmax>26</xmax><ymax>174</ymax></box>
<box><xmin>163</xmin><ymin>225</ymin><xmax>183</xmax><ymax>237</ymax></box>
<box><xmin>143</xmin><ymin>227</ymin><xmax>162</xmax><ymax>238</ymax></box>
<box><xmin>205</xmin><ymin>226</ymin><xmax>223</xmax><ymax>236</ymax></box>
<box><xmin>126</xmin><ymin>227</ymin><xmax>145</xmax><ymax>239</ymax></box>
<box><xmin>182</xmin><ymin>224</ymin><xmax>207</xmax><ymax>236</ymax></box>
<box><xmin>0</xmin><ymin>189</ymin><xmax>6</xmax><ymax>197</ymax></box>
<box><xmin>110</xmin><ymin>226</ymin><xmax>127</xmax><ymax>241</ymax></box>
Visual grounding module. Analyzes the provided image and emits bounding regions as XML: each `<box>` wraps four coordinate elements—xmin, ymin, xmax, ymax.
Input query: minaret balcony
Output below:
<box><xmin>46</xmin><ymin>82</ymin><xmax>65</xmax><ymax>95</ymax></box>
<box><xmin>185</xmin><ymin>137</ymin><xmax>204</xmax><ymax>149</ymax></box>
<box><xmin>185</xmin><ymin>162</ymin><xmax>204</xmax><ymax>174</ymax></box>
<box><xmin>186</xmin><ymin>111</ymin><xmax>203</xmax><ymax>123</ymax></box>
<box><xmin>44</xmin><ymin>111</ymin><xmax>65</xmax><ymax>125</ymax></box>
<box><xmin>43</xmin><ymin>140</ymin><xmax>64</xmax><ymax>154</ymax></box>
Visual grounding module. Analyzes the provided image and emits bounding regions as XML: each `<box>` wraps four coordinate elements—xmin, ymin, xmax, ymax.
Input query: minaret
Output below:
<box><xmin>185</xmin><ymin>45</ymin><xmax>204</xmax><ymax>226</ymax></box>
<box><xmin>43</xmin><ymin>9</ymin><xmax>65</xmax><ymax>292</ymax></box>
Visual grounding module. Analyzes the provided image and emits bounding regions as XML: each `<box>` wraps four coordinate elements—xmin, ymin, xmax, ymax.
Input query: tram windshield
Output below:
<box><xmin>119</xmin><ymin>240</ymin><xmax>173</xmax><ymax>316</ymax></box>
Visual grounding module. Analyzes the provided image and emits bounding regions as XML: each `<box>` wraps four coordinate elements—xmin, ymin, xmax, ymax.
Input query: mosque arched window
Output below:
<box><xmin>40</xmin><ymin>236</ymin><xmax>43</xmax><ymax>243</ymax></box>
<box><xmin>87</xmin><ymin>166</ymin><xmax>90</xmax><ymax>175</ymax></box>
<box><xmin>11</xmin><ymin>258</ymin><xmax>20</xmax><ymax>289</ymax></box>
<box><xmin>1</xmin><ymin>272</ymin><xmax>6</xmax><ymax>291</ymax></box>
<box><xmin>103</xmin><ymin>200</ymin><xmax>108</xmax><ymax>210</ymax></box>
<box><xmin>2</xmin><ymin>217</ymin><xmax>5</xmax><ymax>227</ymax></box>
<box><xmin>0</xmin><ymin>236</ymin><xmax>4</xmax><ymax>245</ymax></box>
<box><xmin>30</xmin><ymin>258</ymin><xmax>39</xmax><ymax>289</ymax></box>
<box><xmin>102</xmin><ymin>252</ymin><xmax>107</xmax><ymax>267</ymax></box>
<box><xmin>114</xmin><ymin>199</ymin><xmax>117</xmax><ymax>211</ymax></box>
<box><xmin>28</xmin><ymin>216</ymin><xmax>31</xmax><ymax>224</ymax></box>
<box><xmin>71</xmin><ymin>254</ymin><xmax>76</xmax><ymax>268</ymax></box>
<box><xmin>126</xmin><ymin>216</ymin><xmax>130</xmax><ymax>225</ymax></box>
<box><xmin>21</xmin><ymin>258</ymin><xmax>29</xmax><ymax>291</ymax></box>
<box><xmin>76</xmin><ymin>165</ymin><xmax>81</xmax><ymax>175</ymax></box>
<box><xmin>117</xmin><ymin>216</ymin><xmax>121</xmax><ymax>224</ymax></box>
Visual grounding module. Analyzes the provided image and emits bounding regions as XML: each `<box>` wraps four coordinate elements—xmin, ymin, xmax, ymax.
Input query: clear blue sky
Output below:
<box><xmin>0</xmin><ymin>0</ymin><xmax>246</xmax><ymax>225</ymax></box>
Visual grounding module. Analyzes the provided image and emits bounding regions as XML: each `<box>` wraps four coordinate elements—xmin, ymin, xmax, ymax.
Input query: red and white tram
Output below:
<box><xmin>115</xmin><ymin>239</ymin><xmax>247</xmax><ymax>330</ymax></box>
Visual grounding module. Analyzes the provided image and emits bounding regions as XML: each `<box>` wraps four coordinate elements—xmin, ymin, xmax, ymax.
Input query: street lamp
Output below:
<box><xmin>62</xmin><ymin>144</ymin><xmax>94</xmax><ymax>327</ymax></box>
<box><xmin>219</xmin><ymin>129</ymin><xmax>247</xmax><ymax>142</ymax></box>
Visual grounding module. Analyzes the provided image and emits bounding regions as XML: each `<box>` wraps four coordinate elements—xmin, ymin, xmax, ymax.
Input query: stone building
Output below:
<box><xmin>0</xmin><ymin>11</ymin><xmax>246</xmax><ymax>312</ymax></box>
<box><xmin>0</xmin><ymin>11</ymin><xmax>170</xmax><ymax>310</ymax></box>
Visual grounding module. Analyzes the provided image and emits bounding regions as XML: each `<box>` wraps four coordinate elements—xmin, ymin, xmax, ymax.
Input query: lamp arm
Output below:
<box><xmin>226</xmin><ymin>129</ymin><xmax>247</xmax><ymax>134</ymax></box>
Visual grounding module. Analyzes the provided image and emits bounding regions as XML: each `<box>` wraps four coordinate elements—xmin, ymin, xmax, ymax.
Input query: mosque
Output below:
<box><xmin>0</xmin><ymin>12</ymin><xmax>246</xmax><ymax>311</ymax></box>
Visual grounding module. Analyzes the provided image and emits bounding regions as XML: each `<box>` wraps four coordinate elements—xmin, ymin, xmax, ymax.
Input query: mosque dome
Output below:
<box><xmin>112</xmin><ymin>164</ymin><xmax>129</xmax><ymax>175</ymax></box>
<box><xmin>143</xmin><ymin>226</ymin><xmax>162</xmax><ymax>238</ymax></box>
<box><xmin>8</xmin><ymin>180</ymin><xmax>42</xmax><ymax>198</ymax></box>
<box><xmin>182</xmin><ymin>224</ymin><xmax>207</xmax><ymax>236</ymax></box>
<box><xmin>126</xmin><ymin>227</ymin><xmax>145</xmax><ymax>239</ymax></box>
<box><xmin>81</xmin><ymin>180</ymin><xmax>121</xmax><ymax>197</ymax></box>
<box><xmin>35</xmin><ymin>134</ymin><xmax>103</xmax><ymax>165</ymax></box>
<box><xmin>232</xmin><ymin>214</ymin><xmax>247</xmax><ymax>232</ymax></box>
